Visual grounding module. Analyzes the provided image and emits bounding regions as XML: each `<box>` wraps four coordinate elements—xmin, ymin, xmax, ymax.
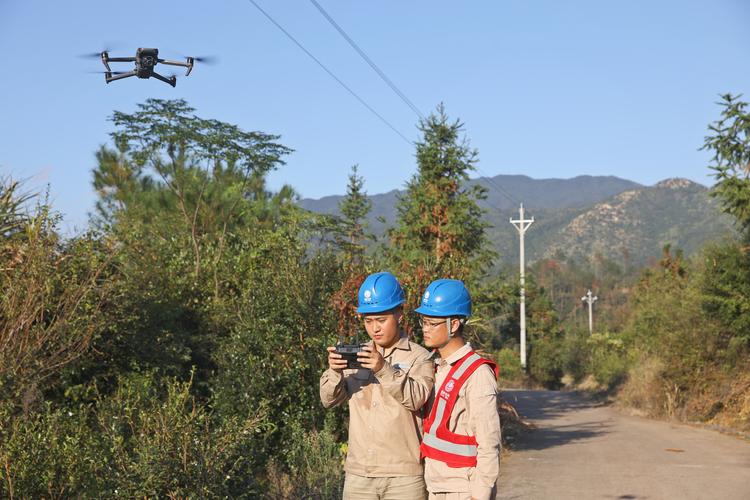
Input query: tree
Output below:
<box><xmin>388</xmin><ymin>104</ymin><xmax>494</xmax><ymax>334</ymax></box>
<box><xmin>330</xmin><ymin>166</ymin><xmax>372</xmax><ymax>340</ymax></box>
<box><xmin>92</xmin><ymin>99</ymin><xmax>294</xmax><ymax>277</ymax></box>
<box><xmin>700</xmin><ymin>93</ymin><xmax>750</xmax><ymax>356</ymax></box>
<box><xmin>337</xmin><ymin>164</ymin><xmax>372</xmax><ymax>264</ymax></box>
<box><xmin>702</xmin><ymin>93</ymin><xmax>750</xmax><ymax>241</ymax></box>
<box><xmin>81</xmin><ymin>99</ymin><xmax>301</xmax><ymax>394</ymax></box>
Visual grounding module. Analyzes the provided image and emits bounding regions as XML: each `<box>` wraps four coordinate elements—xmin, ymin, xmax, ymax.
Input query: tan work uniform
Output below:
<box><xmin>424</xmin><ymin>343</ymin><xmax>501</xmax><ymax>500</ymax></box>
<box><xmin>319</xmin><ymin>335</ymin><xmax>434</xmax><ymax>486</ymax></box>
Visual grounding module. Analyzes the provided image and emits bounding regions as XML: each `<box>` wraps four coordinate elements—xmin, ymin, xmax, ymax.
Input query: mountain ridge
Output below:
<box><xmin>297</xmin><ymin>174</ymin><xmax>733</xmax><ymax>266</ymax></box>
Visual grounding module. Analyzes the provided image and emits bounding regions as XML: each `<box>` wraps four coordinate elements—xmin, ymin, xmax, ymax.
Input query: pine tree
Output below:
<box><xmin>338</xmin><ymin>165</ymin><xmax>372</xmax><ymax>263</ymax></box>
<box><xmin>388</xmin><ymin>104</ymin><xmax>494</xmax><ymax>334</ymax></box>
<box><xmin>330</xmin><ymin>165</ymin><xmax>372</xmax><ymax>340</ymax></box>
<box><xmin>702</xmin><ymin>93</ymin><xmax>750</xmax><ymax>242</ymax></box>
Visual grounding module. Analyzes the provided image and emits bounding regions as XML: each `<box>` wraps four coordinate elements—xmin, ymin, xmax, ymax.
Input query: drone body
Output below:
<box><xmin>98</xmin><ymin>48</ymin><xmax>197</xmax><ymax>87</ymax></box>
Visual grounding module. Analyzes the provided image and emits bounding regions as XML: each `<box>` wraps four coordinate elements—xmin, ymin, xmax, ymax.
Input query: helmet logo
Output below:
<box><xmin>424</xmin><ymin>291</ymin><xmax>430</xmax><ymax>300</ymax></box>
<box><xmin>364</xmin><ymin>290</ymin><xmax>372</xmax><ymax>301</ymax></box>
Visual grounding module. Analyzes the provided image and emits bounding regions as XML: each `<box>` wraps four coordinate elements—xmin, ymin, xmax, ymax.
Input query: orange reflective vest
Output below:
<box><xmin>420</xmin><ymin>350</ymin><xmax>498</xmax><ymax>468</ymax></box>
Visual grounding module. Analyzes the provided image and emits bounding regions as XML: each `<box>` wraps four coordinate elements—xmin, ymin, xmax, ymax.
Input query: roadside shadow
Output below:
<box><xmin>503</xmin><ymin>389</ymin><xmax>609</xmax><ymax>421</ymax></box>
<box><xmin>502</xmin><ymin>390</ymin><xmax>612</xmax><ymax>451</ymax></box>
<box><xmin>510</xmin><ymin>419</ymin><xmax>612</xmax><ymax>451</ymax></box>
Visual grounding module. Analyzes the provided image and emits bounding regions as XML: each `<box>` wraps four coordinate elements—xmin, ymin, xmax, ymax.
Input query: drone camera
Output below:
<box><xmin>136</xmin><ymin>48</ymin><xmax>159</xmax><ymax>68</ymax></box>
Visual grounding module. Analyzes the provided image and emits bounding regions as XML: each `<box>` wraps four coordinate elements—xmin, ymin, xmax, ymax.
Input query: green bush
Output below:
<box><xmin>210</xmin><ymin>224</ymin><xmax>342</xmax><ymax>465</ymax></box>
<box><xmin>698</xmin><ymin>242</ymin><xmax>750</xmax><ymax>355</ymax></box>
<box><xmin>0</xmin><ymin>401</ymin><xmax>106</xmax><ymax>498</ymax></box>
<box><xmin>528</xmin><ymin>337</ymin><xmax>563</xmax><ymax>388</ymax></box>
<box><xmin>587</xmin><ymin>332</ymin><xmax>628</xmax><ymax>388</ymax></box>
<box><xmin>559</xmin><ymin>331</ymin><xmax>590</xmax><ymax>383</ymax></box>
<box><xmin>0</xmin><ymin>374</ymin><xmax>271</xmax><ymax>498</ymax></box>
<box><xmin>496</xmin><ymin>347</ymin><xmax>524</xmax><ymax>381</ymax></box>
<box><xmin>265</xmin><ymin>416</ymin><xmax>345</xmax><ymax>499</ymax></box>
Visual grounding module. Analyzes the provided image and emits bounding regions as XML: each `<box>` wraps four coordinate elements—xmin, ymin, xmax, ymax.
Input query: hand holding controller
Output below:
<box><xmin>333</xmin><ymin>343</ymin><xmax>365</xmax><ymax>369</ymax></box>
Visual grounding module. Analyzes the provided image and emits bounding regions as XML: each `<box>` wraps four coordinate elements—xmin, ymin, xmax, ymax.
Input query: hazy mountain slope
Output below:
<box><xmin>298</xmin><ymin>175</ymin><xmax>736</xmax><ymax>266</ymax></box>
<box><xmin>539</xmin><ymin>178</ymin><xmax>736</xmax><ymax>264</ymax></box>
<box><xmin>299</xmin><ymin>174</ymin><xmax>641</xmax><ymax>237</ymax></box>
<box><xmin>491</xmin><ymin>178</ymin><xmax>736</xmax><ymax>266</ymax></box>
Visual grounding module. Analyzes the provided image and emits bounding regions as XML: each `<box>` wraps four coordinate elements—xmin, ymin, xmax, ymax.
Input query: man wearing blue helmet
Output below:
<box><xmin>320</xmin><ymin>271</ymin><xmax>435</xmax><ymax>499</ymax></box>
<box><xmin>415</xmin><ymin>279</ymin><xmax>500</xmax><ymax>500</ymax></box>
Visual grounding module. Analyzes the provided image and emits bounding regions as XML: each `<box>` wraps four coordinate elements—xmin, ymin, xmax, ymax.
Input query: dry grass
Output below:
<box><xmin>616</xmin><ymin>357</ymin><xmax>668</xmax><ymax>418</ymax></box>
<box><xmin>691</xmin><ymin>366</ymin><xmax>750</xmax><ymax>433</ymax></box>
<box><xmin>617</xmin><ymin>357</ymin><xmax>750</xmax><ymax>435</ymax></box>
<box><xmin>499</xmin><ymin>395</ymin><xmax>535</xmax><ymax>450</ymax></box>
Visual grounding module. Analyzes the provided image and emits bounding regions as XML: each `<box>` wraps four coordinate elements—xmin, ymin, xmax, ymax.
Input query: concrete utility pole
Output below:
<box><xmin>581</xmin><ymin>289</ymin><xmax>598</xmax><ymax>334</ymax></box>
<box><xmin>510</xmin><ymin>204</ymin><xmax>534</xmax><ymax>368</ymax></box>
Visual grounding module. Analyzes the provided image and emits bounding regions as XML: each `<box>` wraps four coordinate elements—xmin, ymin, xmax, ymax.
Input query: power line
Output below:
<box><xmin>250</xmin><ymin>0</ymin><xmax>519</xmax><ymax>218</ymax></box>
<box><xmin>474</xmin><ymin>168</ymin><xmax>521</xmax><ymax>206</ymax></box>
<box><xmin>307</xmin><ymin>1</ymin><xmax>519</xmax><ymax>208</ymax></box>
<box><xmin>246</xmin><ymin>0</ymin><xmax>412</xmax><ymax>145</ymax></box>
<box><xmin>308</xmin><ymin>0</ymin><xmax>424</xmax><ymax>119</ymax></box>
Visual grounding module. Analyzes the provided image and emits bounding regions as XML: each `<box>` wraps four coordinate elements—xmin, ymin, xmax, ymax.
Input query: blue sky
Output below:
<box><xmin>1</xmin><ymin>0</ymin><xmax>749</xmax><ymax>233</ymax></box>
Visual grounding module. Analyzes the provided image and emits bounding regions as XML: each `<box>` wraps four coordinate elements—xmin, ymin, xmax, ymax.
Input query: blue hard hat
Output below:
<box><xmin>356</xmin><ymin>272</ymin><xmax>406</xmax><ymax>314</ymax></box>
<box><xmin>415</xmin><ymin>279</ymin><xmax>472</xmax><ymax>318</ymax></box>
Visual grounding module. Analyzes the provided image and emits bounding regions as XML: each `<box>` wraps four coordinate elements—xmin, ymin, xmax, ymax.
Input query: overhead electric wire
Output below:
<box><xmin>473</xmin><ymin>168</ymin><xmax>520</xmax><ymax>206</ymax></box>
<box><xmin>246</xmin><ymin>0</ymin><xmax>412</xmax><ymax>145</ymax></box>
<box><xmin>249</xmin><ymin>0</ymin><xmax>520</xmax><ymax>216</ymax></box>
<box><xmin>308</xmin><ymin>0</ymin><xmax>425</xmax><ymax>119</ymax></box>
<box><xmin>308</xmin><ymin>0</ymin><xmax>520</xmax><ymax>210</ymax></box>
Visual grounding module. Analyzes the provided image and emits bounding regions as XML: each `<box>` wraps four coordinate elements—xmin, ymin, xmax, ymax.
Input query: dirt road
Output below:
<box><xmin>497</xmin><ymin>390</ymin><xmax>750</xmax><ymax>500</ymax></box>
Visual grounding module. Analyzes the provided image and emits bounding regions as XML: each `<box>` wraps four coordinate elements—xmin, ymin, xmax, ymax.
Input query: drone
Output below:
<box><xmin>87</xmin><ymin>48</ymin><xmax>211</xmax><ymax>87</ymax></box>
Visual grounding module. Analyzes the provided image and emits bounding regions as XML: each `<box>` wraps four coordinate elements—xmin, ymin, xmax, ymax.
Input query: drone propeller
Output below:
<box><xmin>190</xmin><ymin>55</ymin><xmax>218</xmax><ymax>64</ymax></box>
<box><xmin>78</xmin><ymin>51</ymin><xmax>107</xmax><ymax>59</ymax></box>
<box><xmin>175</xmin><ymin>54</ymin><xmax>219</xmax><ymax>65</ymax></box>
<box><xmin>86</xmin><ymin>71</ymin><xmax>131</xmax><ymax>75</ymax></box>
<box><xmin>77</xmin><ymin>44</ymin><xmax>121</xmax><ymax>58</ymax></box>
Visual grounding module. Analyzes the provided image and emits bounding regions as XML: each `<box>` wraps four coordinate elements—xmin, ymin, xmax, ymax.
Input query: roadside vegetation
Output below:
<box><xmin>515</xmin><ymin>94</ymin><xmax>750</xmax><ymax>432</ymax></box>
<box><xmin>1</xmin><ymin>95</ymin><xmax>748</xmax><ymax>497</ymax></box>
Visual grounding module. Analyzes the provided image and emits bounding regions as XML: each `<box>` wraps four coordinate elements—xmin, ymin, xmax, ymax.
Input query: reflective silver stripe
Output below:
<box><xmin>423</xmin><ymin>432</ymin><xmax>477</xmax><ymax>456</ymax></box>
<box><xmin>423</xmin><ymin>352</ymin><xmax>483</xmax><ymax>458</ymax></box>
<box><xmin>432</xmin><ymin>396</ymin><xmax>447</xmax><ymax>429</ymax></box>
<box><xmin>451</xmin><ymin>353</ymin><xmax>481</xmax><ymax>380</ymax></box>
<box><xmin>428</xmin><ymin>353</ymin><xmax>481</xmax><ymax>434</ymax></box>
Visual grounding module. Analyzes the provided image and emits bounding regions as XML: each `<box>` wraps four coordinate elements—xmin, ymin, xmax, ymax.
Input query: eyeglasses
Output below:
<box><xmin>418</xmin><ymin>318</ymin><xmax>447</xmax><ymax>330</ymax></box>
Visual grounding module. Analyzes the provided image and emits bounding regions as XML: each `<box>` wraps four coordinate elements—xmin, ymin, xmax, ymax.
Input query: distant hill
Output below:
<box><xmin>534</xmin><ymin>178</ymin><xmax>736</xmax><ymax>265</ymax></box>
<box><xmin>297</xmin><ymin>175</ymin><xmax>736</xmax><ymax>266</ymax></box>
<box><xmin>299</xmin><ymin>174</ymin><xmax>642</xmax><ymax>238</ymax></box>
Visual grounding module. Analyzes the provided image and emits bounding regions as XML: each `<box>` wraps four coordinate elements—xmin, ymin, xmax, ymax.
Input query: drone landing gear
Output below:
<box><xmin>104</xmin><ymin>70</ymin><xmax>174</xmax><ymax>87</ymax></box>
<box><xmin>105</xmin><ymin>71</ymin><xmax>137</xmax><ymax>84</ymax></box>
<box><xmin>150</xmin><ymin>72</ymin><xmax>177</xmax><ymax>87</ymax></box>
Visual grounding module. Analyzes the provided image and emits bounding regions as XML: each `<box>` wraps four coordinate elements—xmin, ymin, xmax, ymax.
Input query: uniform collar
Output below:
<box><xmin>394</xmin><ymin>333</ymin><xmax>411</xmax><ymax>350</ymax></box>
<box><xmin>377</xmin><ymin>332</ymin><xmax>411</xmax><ymax>358</ymax></box>
<box><xmin>443</xmin><ymin>342</ymin><xmax>473</xmax><ymax>366</ymax></box>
